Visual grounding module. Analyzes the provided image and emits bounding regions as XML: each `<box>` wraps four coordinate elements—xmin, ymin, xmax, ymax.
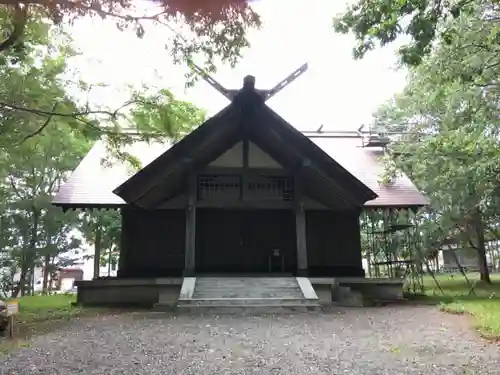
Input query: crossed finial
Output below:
<box><xmin>189</xmin><ymin>62</ymin><xmax>308</xmax><ymax>102</ymax></box>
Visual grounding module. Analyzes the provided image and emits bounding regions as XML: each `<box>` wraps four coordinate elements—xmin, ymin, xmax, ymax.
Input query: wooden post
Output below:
<box><xmin>117</xmin><ymin>209</ymin><xmax>127</xmax><ymax>277</ymax></box>
<box><xmin>184</xmin><ymin>172</ymin><xmax>197</xmax><ymax>276</ymax></box>
<box><xmin>295</xmin><ymin>201</ymin><xmax>308</xmax><ymax>276</ymax></box>
<box><xmin>8</xmin><ymin>315</ymin><xmax>14</xmax><ymax>338</ymax></box>
<box><xmin>5</xmin><ymin>300</ymin><xmax>19</xmax><ymax>339</ymax></box>
<box><xmin>294</xmin><ymin>166</ymin><xmax>308</xmax><ymax>276</ymax></box>
<box><xmin>241</xmin><ymin>137</ymin><xmax>249</xmax><ymax>201</ymax></box>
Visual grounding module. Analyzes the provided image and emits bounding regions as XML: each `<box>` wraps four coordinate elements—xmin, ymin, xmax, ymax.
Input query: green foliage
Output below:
<box><xmin>372</xmin><ymin>11</ymin><xmax>500</xmax><ymax>281</ymax></box>
<box><xmin>0</xmin><ymin>1</ymin><xmax>261</xmax><ymax>73</ymax></box>
<box><xmin>333</xmin><ymin>0</ymin><xmax>478</xmax><ymax>65</ymax></box>
<box><xmin>0</xmin><ymin>12</ymin><xmax>206</xmax><ymax>294</ymax></box>
<box><xmin>130</xmin><ymin>89</ymin><xmax>206</xmax><ymax>141</ymax></box>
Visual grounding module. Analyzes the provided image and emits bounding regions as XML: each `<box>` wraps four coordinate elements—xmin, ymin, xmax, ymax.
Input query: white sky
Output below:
<box><xmin>68</xmin><ymin>0</ymin><xmax>408</xmax><ymax>131</ymax></box>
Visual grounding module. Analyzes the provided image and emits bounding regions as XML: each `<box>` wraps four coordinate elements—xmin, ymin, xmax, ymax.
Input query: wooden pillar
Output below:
<box><xmin>295</xmin><ymin>201</ymin><xmax>308</xmax><ymax>276</ymax></box>
<box><xmin>294</xmin><ymin>166</ymin><xmax>308</xmax><ymax>276</ymax></box>
<box><xmin>117</xmin><ymin>209</ymin><xmax>127</xmax><ymax>277</ymax></box>
<box><xmin>241</xmin><ymin>137</ymin><xmax>249</xmax><ymax>201</ymax></box>
<box><xmin>184</xmin><ymin>172</ymin><xmax>197</xmax><ymax>276</ymax></box>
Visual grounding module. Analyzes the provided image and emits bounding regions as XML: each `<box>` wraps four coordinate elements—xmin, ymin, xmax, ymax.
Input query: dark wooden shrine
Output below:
<box><xmin>113</xmin><ymin>75</ymin><xmax>377</xmax><ymax>279</ymax></box>
<box><xmin>54</xmin><ymin>67</ymin><xmax>428</xmax><ymax>289</ymax></box>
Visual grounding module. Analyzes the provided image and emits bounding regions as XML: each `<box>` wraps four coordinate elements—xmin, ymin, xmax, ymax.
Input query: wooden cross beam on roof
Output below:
<box><xmin>264</xmin><ymin>63</ymin><xmax>308</xmax><ymax>101</ymax></box>
<box><xmin>189</xmin><ymin>60</ymin><xmax>308</xmax><ymax>102</ymax></box>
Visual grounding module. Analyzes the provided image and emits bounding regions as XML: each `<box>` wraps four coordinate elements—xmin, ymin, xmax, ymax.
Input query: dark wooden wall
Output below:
<box><xmin>306</xmin><ymin>210</ymin><xmax>365</xmax><ymax>277</ymax></box>
<box><xmin>118</xmin><ymin>208</ymin><xmax>185</xmax><ymax>278</ymax></box>
<box><xmin>117</xmin><ymin>207</ymin><xmax>365</xmax><ymax>278</ymax></box>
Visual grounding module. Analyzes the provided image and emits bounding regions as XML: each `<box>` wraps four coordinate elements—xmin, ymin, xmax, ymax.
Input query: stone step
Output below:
<box><xmin>192</xmin><ymin>292</ymin><xmax>302</xmax><ymax>299</ymax></box>
<box><xmin>175</xmin><ymin>277</ymin><xmax>319</xmax><ymax>312</ymax></box>
<box><xmin>193</xmin><ymin>277</ymin><xmax>304</xmax><ymax>300</ymax></box>
<box><xmin>194</xmin><ymin>281</ymin><xmax>299</xmax><ymax>287</ymax></box>
<box><xmin>195</xmin><ymin>277</ymin><xmax>299</xmax><ymax>284</ymax></box>
<box><xmin>194</xmin><ymin>285</ymin><xmax>301</xmax><ymax>289</ymax></box>
<box><xmin>166</xmin><ymin>305</ymin><xmax>321</xmax><ymax>314</ymax></box>
<box><xmin>195</xmin><ymin>282</ymin><xmax>301</xmax><ymax>287</ymax></box>
<box><xmin>179</xmin><ymin>297</ymin><xmax>318</xmax><ymax>307</ymax></box>
<box><xmin>195</xmin><ymin>286</ymin><xmax>301</xmax><ymax>294</ymax></box>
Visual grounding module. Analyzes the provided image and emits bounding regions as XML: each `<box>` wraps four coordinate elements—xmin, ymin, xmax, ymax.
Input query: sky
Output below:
<box><xmin>67</xmin><ymin>0</ymin><xmax>408</xmax><ymax>132</ymax></box>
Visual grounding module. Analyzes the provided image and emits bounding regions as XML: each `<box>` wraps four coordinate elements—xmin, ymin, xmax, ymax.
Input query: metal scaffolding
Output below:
<box><xmin>361</xmin><ymin>208</ymin><xmax>425</xmax><ymax>294</ymax></box>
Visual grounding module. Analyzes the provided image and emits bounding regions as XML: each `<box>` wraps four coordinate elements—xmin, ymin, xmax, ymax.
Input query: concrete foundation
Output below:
<box><xmin>310</xmin><ymin>277</ymin><xmax>405</xmax><ymax>306</ymax></box>
<box><xmin>75</xmin><ymin>278</ymin><xmax>182</xmax><ymax>307</ymax></box>
<box><xmin>75</xmin><ymin>277</ymin><xmax>405</xmax><ymax>308</ymax></box>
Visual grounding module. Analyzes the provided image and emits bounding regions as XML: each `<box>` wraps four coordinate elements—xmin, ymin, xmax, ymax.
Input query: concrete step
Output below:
<box><xmin>195</xmin><ymin>278</ymin><xmax>298</xmax><ymax>282</ymax></box>
<box><xmin>194</xmin><ymin>281</ymin><xmax>299</xmax><ymax>288</ymax></box>
<box><xmin>193</xmin><ymin>287</ymin><xmax>302</xmax><ymax>298</ymax></box>
<box><xmin>192</xmin><ymin>277</ymin><xmax>305</xmax><ymax>300</ymax></box>
<box><xmin>179</xmin><ymin>297</ymin><xmax>318</xmax><ymax>307</ymax></box>
<box><xmin>192</xmin><ymin>293</ymin><xmax>302</xmax><ymax>299</ymax></box>
<box><xmin>175</xmin><ymin>277</ymin><xmax>319</xmax><ymax>312</ymax></box>
<box><xmin>169</xmin><ymin>305</ymin><xmax>321</xmax><ymax>314</ymax></box>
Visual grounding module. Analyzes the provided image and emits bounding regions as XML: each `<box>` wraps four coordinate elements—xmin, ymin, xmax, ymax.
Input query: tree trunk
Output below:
<box><xmin>42</xmin><ymin>254</ymin><xmax>50</xmax><ymax>295</ymax></box>
<box><xmin>93</xmin><ymin>225</ymin><xmax>102</xmax><ymax>279</ymax></box>
<box><xmin>472</xmin><ymin>210</ymin><xmax>491</xmax><ymax>284</ymax></box>
<box><xmin>107</xmin><ymin>248</ymin><xmax>112</xmax><ymax>276</ymax></box>
<box><xmin>13</xmin><ymin>207</ymin><xmax>40</xmax><ymax>297</ymax></box>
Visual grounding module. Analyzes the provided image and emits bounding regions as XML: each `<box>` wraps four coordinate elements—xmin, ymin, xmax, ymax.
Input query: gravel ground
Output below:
<box><xmin>1</xmin><ymin>306</ymin><xmax>499</xmax><ymax>375</ymax></box>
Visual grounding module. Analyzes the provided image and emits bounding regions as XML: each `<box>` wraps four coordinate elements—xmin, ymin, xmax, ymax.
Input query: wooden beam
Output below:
<box><xmin>196</xmin><ymin>199</ymin><xmax>293</xmax><ymax>209</ymax></box>
<box><xmin>184</xmin><ymin>172</ymin><xmax>197</xmax><ymax>276</ymax></box>
<box><xmin>200</xmin><ymin>167</ymin><xmax>287</xmax><ymax>176</ymax></box>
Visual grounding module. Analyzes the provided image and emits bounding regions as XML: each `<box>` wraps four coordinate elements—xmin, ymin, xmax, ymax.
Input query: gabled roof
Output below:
<box><xmin>310</xmin><ymin>137</ymin><xmax>428</xmax><ymax>207</ymax></box>
<box><xmin>53</xmin><ymin>82</ymin><xmax>427</xmax><ymax>210</ymax></box>
<box><xmin>52</xmin><ymin>135</ymin><xmax>427</xmax><ymax>209</ymax></box>
<box><xmin>52</xmin><ymin>141</ymin><xmax>168</xmax><ymax>207</ymax></box>
<box><xmin>112</xmin><ymin>87</ymin><xmax>378</xmax><ymax>209</ymax></box>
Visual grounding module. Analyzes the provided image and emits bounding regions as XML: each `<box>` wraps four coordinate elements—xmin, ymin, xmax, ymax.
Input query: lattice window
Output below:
<box><xmin>247</xmin><ymin>176</ymin><xmax>294</xmax><ymax>201</ymax></box>
<box><xmin>198</xmin><ymin>175</ymin><xmax>241</xmax><ymax>201</ymax></box>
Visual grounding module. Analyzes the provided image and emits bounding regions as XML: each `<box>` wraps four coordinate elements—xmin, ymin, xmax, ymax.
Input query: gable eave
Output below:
<box><xmin>256</xmin><ymin>106</ymin><xmax>378</xmax><ymax>205</ymax></box>
<box><xmin>113</xmin><ymin>105</ymin><xmax>237</xmax><ymax>203</ymax></box>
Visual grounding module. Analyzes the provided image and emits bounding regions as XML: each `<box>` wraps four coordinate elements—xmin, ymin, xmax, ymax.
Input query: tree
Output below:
<box><xmin>80</xmin><ymin>210</ymin><xmax>121</xmax><ymax>279</ymax></box>
<box><xmin>0</xmin><ymin>116</ymin><xmax>91</xmax><ymax>296</ymax></box>
<box><xmin>333</xmin><ymin>0</ymin><xmax>496</xmax><ymax>66</ymax></box>
<box><xmin>0</xmin><ymin>1</ymin><xmax>260</xmax><ymax>69</ymax></box>
<box><xmin>0</xmin><ymin>12</ymin><xmax>207</xmax><ymax>294</ymax></box>
<box><xmin>79</xmin><ymin>86</ymin><xmax>205</xmax><ymax>279</ymax></box>
<box><xmin>0</xmin><ymin>12</ymin><xmax>207</xmax><ymax>164</ymax></box>
<box><xmin>372</xmin><ymin>13</ymin><xmax>500</xmax><ymax>283</ymax></box>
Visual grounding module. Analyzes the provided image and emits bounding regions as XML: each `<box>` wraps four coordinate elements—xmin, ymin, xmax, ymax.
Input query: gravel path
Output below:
<box><xmin>1</xmin><ymin>306</ymin><xmax>499</xmax><ymax>374</ymax></box>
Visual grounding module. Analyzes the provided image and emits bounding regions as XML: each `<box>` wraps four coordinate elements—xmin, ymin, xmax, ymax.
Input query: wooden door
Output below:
<box><xmin>195</xmin><ymin>209</ymin><xmax>244</xmax><ymax>273</ymax></box>
<box><xmin>195</xmin><ymin>209</ymin><xmax>297</xmax><ymax>274</ymax></box>
<box><xmin>243</xmin><ymin>209</ymin><xmax>297</xmax><ymax>273</ymax></box>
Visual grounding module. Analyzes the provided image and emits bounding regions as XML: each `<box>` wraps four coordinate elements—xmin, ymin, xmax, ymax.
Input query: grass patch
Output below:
<box><xmin>1</xmin><ymin>294</ymin><xmax>107</xmax><ymax>353</ymax></box>
<box><xmin>442</xmin><ymin>299</ymin><xmax>500</xmax><ymax>340</ymax></box>
<box><xmin>418</xmin><ymin>273</ymin><xmax>500</xmax><ymax>341</ymax></box>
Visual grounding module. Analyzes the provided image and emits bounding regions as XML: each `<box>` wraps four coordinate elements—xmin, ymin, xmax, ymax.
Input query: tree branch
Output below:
<box><xmin>8</xmin><ymin>175</ymin><xmax>27</xmax><ymax>201</ymax></box>
<box><xmin>0</xmin><ymin>101</ymin><xmax>122</xmax><ymax>118</ymax></box>
<box><xmin>18</xmin><ymin>103</ymin><xmax>58</xmax><ymax>144</ymax></box>
<box><xmin>0</xmin><ymin>99</ymin><xmax>147</xmax><ymax>137</ymax></box>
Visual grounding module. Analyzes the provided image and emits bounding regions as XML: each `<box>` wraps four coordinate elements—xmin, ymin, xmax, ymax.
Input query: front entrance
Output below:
<box><xmin>195</xmin><ymin>209</ymin><xmax>297</xmax><ymax>274</ymax></box>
